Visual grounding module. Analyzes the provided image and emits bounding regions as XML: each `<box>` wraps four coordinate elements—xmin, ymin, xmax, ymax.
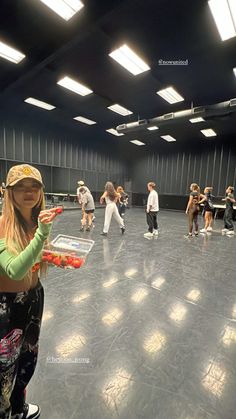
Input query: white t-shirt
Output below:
<box><xmin>147</xmin><ymin>190</ymin><xmax>159</xmax><ymax>212</ymax></box>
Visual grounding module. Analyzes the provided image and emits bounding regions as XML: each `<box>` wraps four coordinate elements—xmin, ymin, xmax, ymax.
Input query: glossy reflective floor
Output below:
<box><xmin>28</xmin><ymin>209</ymin><xmax>236</xmax><ymax>419</ymax></box>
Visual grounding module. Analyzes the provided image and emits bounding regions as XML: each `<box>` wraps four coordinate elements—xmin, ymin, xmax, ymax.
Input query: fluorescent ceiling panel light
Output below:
<box><xmin>234</xmin><ymin>67</ymin><xmax>236</xmax><ymax>77</ymax></box>
<box><xmin>189</xmin><ymin>117</ymin><xmax>205</xmax><ymax>123</ymax></box>
<box><xmin>208</xmin><ymin>0</ymin><xmax>236</xmax><ymax>41</ymax></box>
<box><xmin>24</xmin><ymin>97</ymin><xmax>55</xmax><ymax>110</ymax></box>
<box><xmin>201</xmin><ymin>129</ymin><xmax>217</xmax><ymax>137</ymax></box>
<box><xmin>130</xmin><ymin>140</ymin><xmax>145</xmax><ymax>146</ymax></box>
<box><xmin>0</xmin><ymin>41</ymin><xmax>25</xmax><ymax>64</ymax></box>
<box><xmin>57</xmin><ymin>76</ymin><xmax>93</xmax><ymax>96</ymax></box>
<box><xmin>161</xmin><ymin>135</ymin><xmax>176</xmax><ymax>142</ymax></box>
<box><xmin>73</xmin><ymin>116</ymin><xmax>96</xmax><ymax>125</ymax></box>
<box><xmin>107</xmin><ymin>104</ymin><xmax>133</xmax><ymax>116</ymax></box>
<box><xmin>147</xmin><ymin>126</ymin><xmax>159</xmax><ymax>131</ymax></box>
<box><xmin>109</xmin><ymin>44</ymin><xmax>150</xmax><ymax>75</ymax></box>
<box><xmin>157</xmin><ymin>86</ymin><xmax>184</xmax><ymax>104</ymax></box>
<box><xmin>39</xmin><ymin>0</ymin><xmax>84</xmax><ymax>21</ymax></box>
<box><xmin>106</xmin><ymin>128</ymin><xmax>124</xmax><ymax>136</ymax></box>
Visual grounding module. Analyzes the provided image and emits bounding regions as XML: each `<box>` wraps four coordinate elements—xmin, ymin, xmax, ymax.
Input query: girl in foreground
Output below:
<box><xmin>0</xmin><ymin>164</ymin><xmax>59</xmax><ymax>419</ymax></box>
<box><xmin>100</xmin><ymin>182</ymin><xmax>125</xmax><ymax>236</ymax></box>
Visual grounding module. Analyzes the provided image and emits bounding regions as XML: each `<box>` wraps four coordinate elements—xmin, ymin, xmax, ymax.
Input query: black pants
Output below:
<box><xmin>118</xmin><ymin>204</ymin><xmax>126</xmax><ymax>218</ymax></box>
<box><xmin>188</xmin><ymin>207</ymin><xmax>199</xmax><ymax>234</ymax></box>
<box><xmin>224</xmin><ymin>208</ymin><xmax>234</xmax><ymax>230</ymax></box>
<box><xmin>146</xmin><ymin>211</ymin><xmax>158</xmax><ymax>233</ymax></box>
<box><xmin>0</xmin><ymin>282</ymin><xmax>44</xmax><ymax>419</ymax></box>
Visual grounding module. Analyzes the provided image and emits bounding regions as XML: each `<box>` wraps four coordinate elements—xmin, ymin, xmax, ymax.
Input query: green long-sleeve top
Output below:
<box><xmin>0</xmin><ymin>222</ymin><xmax>52</xmax><ymax>281</ymax></box>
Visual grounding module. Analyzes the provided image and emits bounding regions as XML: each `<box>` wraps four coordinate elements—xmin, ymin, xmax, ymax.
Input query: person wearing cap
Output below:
<box><xmin>79</xmin><ymin>187</ymin><xmax>95</xmax><ymax>232</ymax></box>
<box><xmin>76</xmin><ymin>181</ymin><xmax>96</xmax><ymax>224</ymax></box>
<box><xmin>76</xmin><ymin>180</ymin><xmax>90</xmax><ymax>204</ymax></box>
<box><xmin>0</xmin><ymin>164</ymin><xmax>60</xmax><ymax>419</ymax></box>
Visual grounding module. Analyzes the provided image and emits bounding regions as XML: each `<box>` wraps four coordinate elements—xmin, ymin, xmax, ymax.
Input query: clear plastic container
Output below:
<box><xmin>42</xmin><ymin>234</ymin><xmax>94</xmax><ymax>269</ymax></box>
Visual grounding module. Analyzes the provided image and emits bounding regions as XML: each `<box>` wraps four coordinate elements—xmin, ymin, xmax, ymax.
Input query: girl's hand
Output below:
<box><xmin>38</xmin><ymin>208</ymin><xmax>61</xmax><ymax>224</ymax></box>
<box><xmin>185</xmin><ymin>210</ymin><xmax>188</xmax><ymax>214</ymax></box>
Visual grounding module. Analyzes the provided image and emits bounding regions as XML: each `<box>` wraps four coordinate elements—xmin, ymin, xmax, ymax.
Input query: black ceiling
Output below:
<box><xmin>0</xmin><ymin>0</ymin><xmax>236</xmax><ymax>153</ymax></box>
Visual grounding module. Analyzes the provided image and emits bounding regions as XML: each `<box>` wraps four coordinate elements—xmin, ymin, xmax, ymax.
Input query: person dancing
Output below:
<box><xmin>100</xmin><ymin>182</ymin><xmax>125</xmax><ymax>236</ymax></box>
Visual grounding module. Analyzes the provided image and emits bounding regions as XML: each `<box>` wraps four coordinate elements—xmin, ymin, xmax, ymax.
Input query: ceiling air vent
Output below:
<box><xmin>230</xmin><ymin>98</ymin><xmax>236</xmax><ymax>107</ymax></box>
<box><xmin>193</xmin><ymin>106</ymin><xmax>205</xmax><ymax>114</ymax></box>
<box><xmin>163</xmin><ymin>113</ymin><xmax>174</xmax><ymax>120</ymax></box>
<box><xmin>116</xmin><ymin>124</ymin><xmax>126</xmax><ymax>131</ymax></box>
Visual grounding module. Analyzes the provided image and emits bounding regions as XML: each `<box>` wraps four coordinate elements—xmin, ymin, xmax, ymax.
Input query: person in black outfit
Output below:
<box><xmin>116</xmin><ymin>186</ymin><xmax>128</xmax><ymax>218</ymax></box>
<box><xmin>222</xmin><ymin>186</ymin><xmax>235</xmax><ymax>236</ymax></box>
<box><xmin>199</xmin><ymin>187</ymin><xmax>214</xmax><ymax>233</ymax></box>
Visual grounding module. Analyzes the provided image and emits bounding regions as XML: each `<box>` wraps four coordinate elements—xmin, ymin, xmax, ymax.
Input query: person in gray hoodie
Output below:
<box><xmin>79</xmin><ymin>187</ymin><xmax>95</xmax><ymax>232</ymax></box>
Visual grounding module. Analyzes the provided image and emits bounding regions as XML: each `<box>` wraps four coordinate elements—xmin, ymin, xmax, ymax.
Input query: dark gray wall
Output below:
<box><xmin>0</xmin><ymin>123</ymin><xmax>127</xmax><ymax>193</ymax></box>
<box><xmin>131</xmin><ymin>143</ymin><xmax>236</xmax><ymax>197</ymax></box>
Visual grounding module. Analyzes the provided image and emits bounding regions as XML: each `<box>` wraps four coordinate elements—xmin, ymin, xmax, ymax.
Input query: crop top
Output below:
<box><xmin>0</xmin><ymin>222</ymin><xmax>52</xmax><ymax>281</ymax></box>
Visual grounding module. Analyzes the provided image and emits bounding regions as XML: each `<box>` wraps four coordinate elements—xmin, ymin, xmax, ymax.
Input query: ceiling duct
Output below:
<box><xmin>193</xmin><ymin>106</ymin><xmax>205</xmax><ymax>114</ymax></box>
<box><xmin>116</xmin><ymin>99</ymin><xmax>236</xmax><ymax>133</ymax></box>
<box><xmin>163</xmin><ymin>113</ymin><xmax>174</xmax><ymax>120</ymax></box>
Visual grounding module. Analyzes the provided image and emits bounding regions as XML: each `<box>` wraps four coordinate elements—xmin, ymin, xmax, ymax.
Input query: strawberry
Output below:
<box><xmin>46</xmin><ymin>254</ymin><xmax>54</xmax><ymax>263</ymax></box>
<box><xmin>52</xmin><ymin>256</ymin><xmax>61</xmax><ymax>266</ymax></box>
<box><xmin>71</xmin><ymin>258</ymin><xmax>84</xmax><ymax>269</ymax></box>
<box><xmin>55</xmin><ymin>207</ymin><xmax>63</xmax><ymax>214</ymax></box>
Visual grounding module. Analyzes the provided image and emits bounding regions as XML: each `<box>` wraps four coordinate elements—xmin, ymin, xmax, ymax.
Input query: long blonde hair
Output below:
<box><xmin>2</xmin><ymin>187</ymin><xmax>47</xmax><ymax>285</ymax></box>
<box><xmin>105</xmin><ymin>182</ymin><xmax>118</xmax><ymax>201</ymax></box>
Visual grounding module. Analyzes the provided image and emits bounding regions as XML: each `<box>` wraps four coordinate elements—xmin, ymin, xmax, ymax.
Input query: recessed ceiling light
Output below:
<box><xmin>39</xmin><ymin>0</ymin><xmax>84</xmax><ymax>21</ymax></box>
<box><xmin>107</xmin><ymin>104</ymin><xmax>133</xmax><ymax>116</ymax></box>
<box><xmin>109</xmin><ymin>44</ymin><xmax>150</xmax><ymax>75</ymax></box>
<box><xmin>0</xmin><ymin>40</ymin><xmax>25</xmax><ymax>64</ymax></box>
<box><xmin>189</xmin><ymin>117</ymin><xmax>205</xmax><ymax>123</ymax></box>
<box><xmin>24</xmin><ymin>97</ymin><xmax>55</xmax><ymax>110</ymax></box>
<box><xmin>234</xmin><ymin>67</ymin><xmax>236</xmax><ymax>77</ymax></box>
<box><xmin>106</xmin><ymin>128</ymin><xmax>124</xmax><ymax>136</ymax></box>
<box><xmin>57</xmin><ymin>76</ymin><xmax>93</xmax><ymax>96</ymax></box>
<box><xmin>147</xmin><ymin>126</ymin><xmax>159</xmax><ymax>131</ymax></box>
<box><xmin>161</xmin><ymin>135</ymin><xmax>176</xmax><ymax>142</ymax></box>
<box><xmin>73</xmin><ymin>116</ymin><xmax>96</xmax><ymax>125</ymax></box>
<box><xmin>157</xmin><ymin>87</ymin><xmax>184</xmax><ymax>104</ymax></box>
<box><xmin>201</xmin><ymin>129</ymin><xmax>217</xmax><ymax>137</ymax></box>
<box><xmin>208</xmin><ymin>0</ymin><xmax>236</xmax><ymax>41</ymax></box>
<box><xmin>130</xmin><ymin>140</ymin><xmax>145</xmax><ymax>146</ymax></box>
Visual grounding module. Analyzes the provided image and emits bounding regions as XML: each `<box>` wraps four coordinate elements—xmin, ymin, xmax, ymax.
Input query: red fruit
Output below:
<box><xmin>46</xmin><ymin>254</ymin><xmax>54</xmax><ymax>263</ymax></box>
<box><xmin>43</xmin><ymin>250</ymin><xmax>51</xmax><ymax>257</ymax></box>
<box><xmin>42</xmin><ymin>255</ymin><xmax>48</xmax><ymax>262</ymax></box>
<box><xmin>52</xmin><ymin>256</ymin><xmax>61</xmax><ymax>266</ymax></box>
<box><xmin>55</xmin><ymin>207</ymin><xmax>63</xmax><ymax>214</ymax></box>
<box><xmin>66</xmin><ymin>257</ymin><xmax>74</xmax><ymax>265</ymax></box>
<box><xmin>71</xmin><ymin>258</ymin><xmax>84</xmax><ymax>269</ymax></box>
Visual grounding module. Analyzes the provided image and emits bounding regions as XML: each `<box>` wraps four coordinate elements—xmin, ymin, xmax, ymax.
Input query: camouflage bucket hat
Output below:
<box><xmin>6</xmin><ymin>164</ymin><xmax>44</xmax><ymax>188</ymax></box>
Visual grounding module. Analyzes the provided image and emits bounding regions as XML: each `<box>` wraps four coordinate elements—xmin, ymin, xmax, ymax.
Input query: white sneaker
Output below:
<box><xmin>222</xmin><ymin>228</ymin><xmax>229</xmax><ymax>234</ymax></box>
<box><xmin>207</xmin><ymin>227</ymin><xmax>213</xmax><ymax>231</ymax></box>
<box><xmin>144</xmin><ymin>232</ymin><xmax>153</xmax><ymax>238</ymax></box>
<box><xmin>200</xmin><ymin>228</ymin><xmax>207</xmax><ymax>233</ymax></box>
<box><xmin>11</xmin><ymin>403</ymin><xmax>41</xmax><ymax>419</ymax></box>
<box><xmin>153</xmin><ymin>230</ymin><xmax>159</xmax><ymax>236</ymax></box>
<box><xmin>226</xmin><ymin>230</ymin><xmax>235</xmax><ymax>235</ymax></box>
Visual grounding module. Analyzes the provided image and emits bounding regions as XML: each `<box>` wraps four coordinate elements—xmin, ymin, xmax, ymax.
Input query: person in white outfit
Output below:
<box><xmin>144</xmin><ymin>182</ymin><xmax>159</xmax><ymax>238</ymax></box>
<box><xmin>100</xmin><ymin>182</ymin><xmax>125</xmax><ymax>236</ymax></box>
